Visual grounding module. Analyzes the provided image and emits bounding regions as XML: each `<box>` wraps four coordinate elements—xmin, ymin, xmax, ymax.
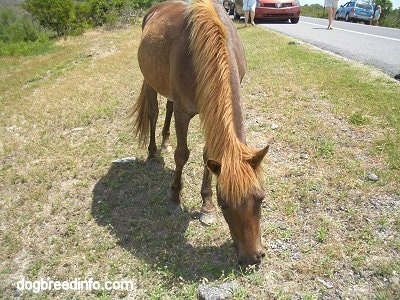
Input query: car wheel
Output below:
<box><xmin>290</xmin><ymin>17</ymin><xmax>299</xmax><ymax>24</ymax></box>
<box><xmin>335</xmin><ymin>12</ymin><xmax>339</xmax><ymax>20</ymax></box>
<box><xmin>345</xmin><ymin>13</ymin><xmax>350</xmax><ymax>22</ymax></box>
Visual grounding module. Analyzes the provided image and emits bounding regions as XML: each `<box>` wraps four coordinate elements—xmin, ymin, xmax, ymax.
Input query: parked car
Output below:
<box><xmin>335</xmin><ymin>0</ymin><xmax>374</xmax><ymax>25</ymax></box>
<box><xmin>233</xmin><ymin>0</ymin><xmax>301</xmax><ymax>24</ymax></box>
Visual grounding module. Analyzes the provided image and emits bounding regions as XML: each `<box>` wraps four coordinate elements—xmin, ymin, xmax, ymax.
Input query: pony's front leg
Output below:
<box><xmin>161</xmin><ymin>100</ymin><xmax>173</xmax><ymax>152</ymax></box>
<box><xmin>169</xmin><ymin>112</ymin><xmax>191</xmax><ymax>214</ymax></box>
<box><xmin>199</xmin><ymin>149</ymin><xmax>217</xmax><ymax>225</ymax></box>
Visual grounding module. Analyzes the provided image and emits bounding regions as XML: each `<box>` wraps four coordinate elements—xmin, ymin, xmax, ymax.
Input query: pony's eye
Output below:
<box><xmin>256</xmin><ymin>189</ymin><xmax>266</xmax><ymax>203</ymax></box>
<box><xmin>219</xmin><ymin>203</ymin><xmax>229</xmax><ymax>210</ymax></box>
<box><xmin>256</xmin><ymin>196</ymin><xmax>265</xmax><ymax>204</ymax></box>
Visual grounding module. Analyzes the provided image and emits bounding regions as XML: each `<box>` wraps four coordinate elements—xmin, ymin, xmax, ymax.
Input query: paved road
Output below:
<box><xmin>258</xmin><ymin>16</ymin><xmax>400</xmax><ymax>78</ymax></box>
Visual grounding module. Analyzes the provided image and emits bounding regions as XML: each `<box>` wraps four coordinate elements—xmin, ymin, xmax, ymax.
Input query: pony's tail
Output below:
<box><xmin>131</xmin><ymin>81</ymin><xmax>150</xmax><ymax>147</ymax></box>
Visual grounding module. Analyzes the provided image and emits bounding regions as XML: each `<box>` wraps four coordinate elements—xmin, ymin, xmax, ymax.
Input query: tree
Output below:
<box><xmin>86</xmin><ymin>0</ymin><xmax>127</xmax><ymax>26</ymax></box>
<box><xmin>23</xmin><ymin>0</ymin><xmax>75</xmax><ymax>36</ymax></box>
<box><xmin>380</xmin><ymin>7</ymin><xmax>400</xmax><ymax>28</ymax></box>
<box><xmin>374</xmin><ymin>0</ymin><xmax>393</xmax><ymax>17</ymax></box>
<box><xmin>373</xmin><ymin>0</ymin><xmax>394</xmax><ymax>27</ymax></box>
<box><xmin>0</xmin><ymin>7</ymin><xmax>42</xmax><ymax>43</ymax></box>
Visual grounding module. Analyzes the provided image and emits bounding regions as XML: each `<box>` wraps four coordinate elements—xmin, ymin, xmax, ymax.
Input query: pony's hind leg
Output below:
<box><xmin>199</xmin><ymin>148</ymin><xmax>217</xmax><ymax>225</ymax></box>
<box><xmin>161</xmin><ymin>100</ymin><xmax>173</xmax><ymax>152</ymax></box>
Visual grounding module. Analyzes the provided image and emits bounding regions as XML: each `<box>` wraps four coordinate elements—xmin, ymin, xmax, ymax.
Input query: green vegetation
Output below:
<box><xmin>349</xmin><ymin>111</ymin><xmax>370</xmax><ymax>125</ymax></box>
<box><xmin>0</xmin><ymin>6</ymin><xmax>52</xmax><ymax>55</ymax></box>
<box><xmin>0</xmin><ymin>0</ymin><xmax>156</xmax><ymax>56</ymax></box>
<box><xmin>22</xmin><ymin>0</ymin><xmax>156</xmax><ymax>34</ymax></box>
<box><xmin>301</xmin><ymin>4</ymin><xmax>327</xmax><ymax>19</ymax></box>
<box><xmin>23</xmin><ymin>0</ymin><xmax>75</xmax><ymax>36</ymax></box>
<box><xmin>381</xmin><ymin>6</ymin><xmax>400</xmax><ymax>28</ymax></box>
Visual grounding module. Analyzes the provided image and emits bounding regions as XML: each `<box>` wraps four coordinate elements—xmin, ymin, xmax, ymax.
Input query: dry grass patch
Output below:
<box><xmin>0</xmin><ymin>21</ymin><xmax>399</xmax><ymax>300</ymax></box>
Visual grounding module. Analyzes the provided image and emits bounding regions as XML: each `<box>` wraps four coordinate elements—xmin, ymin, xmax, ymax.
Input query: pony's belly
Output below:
<box><xmin>137</xmin><ymin>49</ymin><xmax>171</xmax><ymax>98</ymax></box>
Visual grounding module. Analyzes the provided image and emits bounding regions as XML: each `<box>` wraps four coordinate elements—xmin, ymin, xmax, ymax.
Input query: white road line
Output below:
<box><xmin>300</xmin><ymin>21</ymin><xmax>400</xmax><ymax>42</ymax></box>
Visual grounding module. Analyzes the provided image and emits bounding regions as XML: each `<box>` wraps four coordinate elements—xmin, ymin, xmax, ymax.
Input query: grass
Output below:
<box><xmin>349</xmin><ymin>112</ymin><xmax>370</xmax><ymax>126</ymax></box>
<box><xmin>1</xmin><ymin>19</ymin><xmax>399</xmax><ymax>299</ymax></box>
<box><xmin>0</xmin><ymin>39</ymin><xmax>55</xmax><ymax>56</ymax></box>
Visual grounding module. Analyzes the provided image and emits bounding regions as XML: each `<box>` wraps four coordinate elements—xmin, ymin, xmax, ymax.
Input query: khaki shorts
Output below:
<box><xmin>325</xmin><ymin>0</ymin><xmax>339</xmax><ymax>8</ymax></box>
<box><xmin>243</xmin><ymin>0</ymin><xmax>256</xmax><ymax>11</ymax></box>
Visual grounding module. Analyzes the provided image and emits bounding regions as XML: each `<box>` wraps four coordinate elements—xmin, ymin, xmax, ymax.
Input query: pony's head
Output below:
<box><xmin>207</xmin><ymin>145</ymin><xmax>269</xmax><ymax>266</ymax></box>
<box><xmin>186</xmin><ymin>0</ymin><xmax>270</xmax><ymax>266</ymax></box>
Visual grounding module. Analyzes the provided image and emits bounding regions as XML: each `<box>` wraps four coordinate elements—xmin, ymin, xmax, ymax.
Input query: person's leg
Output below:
<box><xmin>327</xmin><ymin>7</ymin><xmax>332</xmax><ymax>29</ymax></box>
<box><xmin>244</xmin><ymin>10</ymin><xmax>249</xmax><ymax>26</ymax></box>
<box><xmin>250</xmin><ymin>9</ymin><xmax>255</xmax><ymax>25</ymax></box>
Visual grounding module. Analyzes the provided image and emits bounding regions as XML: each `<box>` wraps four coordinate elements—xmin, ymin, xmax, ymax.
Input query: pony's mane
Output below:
<box><xmin>186</xmin><ymin>0</ymin><xmax>262</xmax><ymax>206</ymax></box>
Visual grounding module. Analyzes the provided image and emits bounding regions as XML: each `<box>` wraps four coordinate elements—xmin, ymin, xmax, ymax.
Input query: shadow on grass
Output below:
<box><xmin>235</xmin><ymin>19</ymin><xmax>292</xmax><ymax>29</ymax></box>
<box><xmin>255</xmin><ymin>19</ymin><xmax>292</xmax><ymax>25</ymax></box>
<box><xmin>91</xmin><ymin>159</ymin><xmax>236</xmax><ymax>284</ymax></box>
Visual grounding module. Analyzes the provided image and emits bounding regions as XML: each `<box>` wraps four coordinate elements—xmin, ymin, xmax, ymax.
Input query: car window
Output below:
<box><xmin>356</xmin><ymin>3</ymin><xmax>372</xmax><ymax>10</ymax></box>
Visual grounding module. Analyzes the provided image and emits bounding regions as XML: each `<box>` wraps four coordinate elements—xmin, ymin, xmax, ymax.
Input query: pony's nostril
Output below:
<box><xmin>238</xmin><ymin>250</ymin><xmax>265</xmax><ymax>266</ymax></box>
<box><xmin>257</xmin><ymin>250</ymin><xmax>266</xmax><ymax>260</ymax></box>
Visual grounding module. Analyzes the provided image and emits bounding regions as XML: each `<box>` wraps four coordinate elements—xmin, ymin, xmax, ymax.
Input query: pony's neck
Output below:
<box><xmin>186</xmin><ymin>0</ymin><xmax>247</xmax><ymax>160</ymax></box>
<box><xmin>205</xmin><ymin>90</ymin><xmax>247</xmax><ymax>162</ymax></box>
<box><xmin>230</xmin><ymin>80</ymin><xmax>246</xmax><ymax>144</ymax></box>
<box><xmin>186</xmin><ymin>0</ymin><xmax>261</xmax><ymax>206</ymax></box>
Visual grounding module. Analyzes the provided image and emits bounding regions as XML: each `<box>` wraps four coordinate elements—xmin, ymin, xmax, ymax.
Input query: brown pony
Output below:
<box><xmin>132</xmin><ymin>0</ymin><xmax>270</xmax><ymax>266</ymax></box>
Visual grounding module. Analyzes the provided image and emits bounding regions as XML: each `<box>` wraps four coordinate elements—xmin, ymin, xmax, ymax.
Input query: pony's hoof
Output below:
<box><xmin>168</xmin><ymin>203</ymin><xmax>182</xmax><ymax>215</ymax></box>
<box><xmin>146</xmin><ymin>159</ymin><xmax>162</xmax><ymax>170</ymax></box>
<box><xmin>199</xmin><ymin>211</ymin><xmax>217</xmax><ymax>226</ymax></box>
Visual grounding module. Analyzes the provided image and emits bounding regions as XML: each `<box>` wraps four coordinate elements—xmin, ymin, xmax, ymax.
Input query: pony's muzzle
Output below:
<box><xmin>238</xmin><ymin>249</ymin><xmax>266</xmax><ymax>266</ymax></box>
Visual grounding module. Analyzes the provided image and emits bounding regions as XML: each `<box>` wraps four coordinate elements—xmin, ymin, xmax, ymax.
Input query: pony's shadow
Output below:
<box><xmin>91</xmin><ymin>158</ymin><xmax>236</xmax><ymax>283</ymax></box>
<box><xmin>255</xmin><ymin>19</ymin><xmax>291</xmax><ymax>25</ymax></box>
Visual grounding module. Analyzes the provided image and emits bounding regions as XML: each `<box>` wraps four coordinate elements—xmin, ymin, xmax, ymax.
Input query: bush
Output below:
<box><xmin>23</xmin><ymin>0</ymin><xmax>75</xmax><ymax>36</ymax></box>
<box><xmin>0</xmin><ymin>6</ymin><xmax>53</xmax><ymax>56</ymax></box>
<box><xmin>301</xmin><ymin>4</ymin><xmax>327</xmax><ymax>18</ymax></box>
<box><xmin>87</xmin><ymin>0</ymin><xmax>125</xmax><ymax>26</ymax></box>
<box><xmin>70</xmin><ymin>1</ymin><xmax>91</xmax><ymax>35</ymax></box>
<box><xmin>0</xmin><ymin>7</ymin><xmax>44</xmax><ymax>43</ymax></box>
<box><xmin>380</xmin><ymin>8</ymin><xmax>400</xmax><ymax>28</ymax></box>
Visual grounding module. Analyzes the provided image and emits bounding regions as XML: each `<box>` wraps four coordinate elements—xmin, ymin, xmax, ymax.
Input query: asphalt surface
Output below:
<box><xmin>258</xmin><ymin>16</ymin><xmax>400</xmax><ymax>79</ymax></box>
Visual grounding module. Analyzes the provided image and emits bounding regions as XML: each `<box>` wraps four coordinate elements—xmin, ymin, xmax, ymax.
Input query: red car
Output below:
<box><xmin>233</xmin><ymin>0</ymin><xmax>301</xmax><ymax>24</ymax></box>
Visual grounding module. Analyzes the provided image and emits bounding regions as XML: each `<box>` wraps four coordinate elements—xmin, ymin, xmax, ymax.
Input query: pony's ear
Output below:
<box><xmin>248</xmin><ymin>145</ymin><xmax>269</xmax><ymax>170</ymax></box>
<box><xmin>207</xmin><ymin>159</ymin><xmax>221</xmax><ymax>176</ymax></box>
